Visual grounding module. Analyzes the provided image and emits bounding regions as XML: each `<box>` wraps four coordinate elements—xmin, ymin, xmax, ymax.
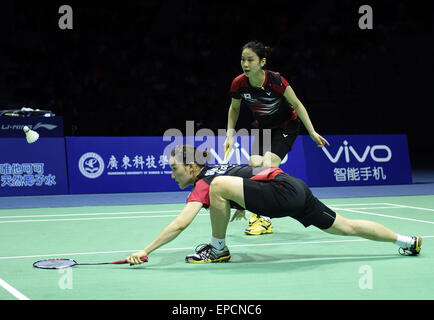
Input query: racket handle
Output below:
<box><xmin>110</xmin><ymin>256</ymin><xmax>148</xmax><ymax>264</ymax></box>
<box><xmin>224</xmin><ymin>148</ymin><xmax>230</xmax><ymax>159</ymax></box>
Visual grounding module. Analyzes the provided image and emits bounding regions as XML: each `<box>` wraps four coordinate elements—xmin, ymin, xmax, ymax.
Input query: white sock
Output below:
<box><xmin>395</xmin><ymin>234</ymin><xmax>414</xmax><ymax>249</ymax></box>
<box><xmin>211</xmin><ymin>236</ymin><xmax>226</xmax><ymax>251</ymax></box>
<box><xmin>259</xmin><ymin>215</ymin><xmax>271</xmax><ymax>222</ymax></box>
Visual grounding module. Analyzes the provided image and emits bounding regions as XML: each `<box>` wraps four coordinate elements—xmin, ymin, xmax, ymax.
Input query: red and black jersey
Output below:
<box><xmin>229</xmin><ymin>70</ymin><xmax>298</xmax><ymax>128</ymax></box>
<box><xmin>186</xmin><ymin>164</ymin><xmax>283</xmax><ymax>209</ymax></box>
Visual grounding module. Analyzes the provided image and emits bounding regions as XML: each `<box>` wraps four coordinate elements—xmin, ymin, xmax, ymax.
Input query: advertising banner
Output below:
<box><xmin>0</xmin><ymin>116</ymin><xmax>64</xmax><ymax>137</ymax></box>
<box><xmin>65</xmin><ymin>134</ymin><xmax>411</xmax><ymax>194</ymax></box>
<box><xmin>0</xmin><ymin>138</ymin><xmax>69</xmax><ymax>196</ymax></box>
<box><xmin>302</xmin><ymin>134</ymin><xmax>412</xmax><ymax>186</ymax></box>
<box><xmin>209</xmin><ymin>134</ymin><xmax>307</xmax><ymax>181</ymax></box>
<box><xmin>66</xmin><ymin>137</ymin><xmax>183</xmax><ymax>194</ymax></box>
<box><xmin>65</xmin><ymin>135</ymin><xmax>310</xmax><ymax>194</ymax></box>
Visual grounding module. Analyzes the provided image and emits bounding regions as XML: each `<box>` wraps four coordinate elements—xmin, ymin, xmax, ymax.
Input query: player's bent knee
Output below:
<box><xmin>263</xmin><ymin>152</ymin><xmax>282</xmax><ymax>168</ymax></box>
<box><xmin>209</xmin><ymin>176</ymin><xmax>245</xmax><ymax>208</ymax></box>
<box><xmin>209</xmin><ymin>176</ymin><xmax>234</xmax><ymax>198</ymax></box>
<box><xmin>209</xmin><ymin>177</ymin><xmax>225</xmax><ymax>196</ymax></box>
<box><xmin>249</xmin><ymin>156</ymin><xmax>263</xmax><ymax>167</ymax></box>
<box><xmin>209</xmin><ymin>183</ymin><xmax>226</xmax><ymax>210</ymax></box>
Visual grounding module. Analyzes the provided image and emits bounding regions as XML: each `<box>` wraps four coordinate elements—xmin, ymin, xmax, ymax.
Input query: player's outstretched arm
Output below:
<box><xmin>127</xmin><ymin>201</ymin><xmax>203</xmax><ymax>265</ymax></box>
<box><xmin>224</xmin><ymin>98</ymin><xmax>242</xmax><ymax>154</ymax></box>
<box><xmin>283</xmin><ymin>86</ymin><xmax>330</xmax><ymax>147</ymax></box>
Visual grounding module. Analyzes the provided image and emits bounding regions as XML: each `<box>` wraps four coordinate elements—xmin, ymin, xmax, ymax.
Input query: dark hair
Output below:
<box><xmin>242</xmin><ymin>40</ymin><xmax>273</xmax><ymax>63</ymax></box>
<box><xmin>170</xmin><ymin>145</ymin><xmax>210</xmax><ymax>167</ymax></box>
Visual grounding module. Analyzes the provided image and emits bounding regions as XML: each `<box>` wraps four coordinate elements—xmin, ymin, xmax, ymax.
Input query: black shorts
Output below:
<box><xmin>242</xmin><ymin>173</ymin><xmax>336</xmax><ymax>230</ymax></box>
<box><xmin>251</xmin><ymin>119</ymin><xmax>300</xmax><ymax>160</ymax></box>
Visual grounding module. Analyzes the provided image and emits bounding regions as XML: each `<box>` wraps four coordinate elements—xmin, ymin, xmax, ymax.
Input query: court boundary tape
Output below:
<box><xmin>0</xmin><ymin>201</ymin><xmax>433</xmax><ymax>224</ymax></box>
<box><xmin>0</xmin><ymin>278</ymin><xmax>30</xmax><ymax>300</ymax></box>
<box><xmin>1</xmin><ymin>235</ymin><xmax>433</xmax><ymax>261</ymax></box>
<box><xmin>383</xmin><ymin>203</ymin><xmax>434</xmax><ymax>212</ymax></box>
<box><xmin>1</xmin><ymin>201</ymin><xmax>433</xmax><ymax>301</ymax></box>
<box><xmin>334</xmin><ymin>208</ymin><xmax>434</xmax><ymax>225</ymax></box>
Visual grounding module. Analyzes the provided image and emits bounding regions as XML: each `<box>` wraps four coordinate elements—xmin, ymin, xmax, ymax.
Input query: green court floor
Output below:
<box><xmin>0</xmin><ymin>195</ymin><xmax>433</xmax><ymax>300</ymax></box>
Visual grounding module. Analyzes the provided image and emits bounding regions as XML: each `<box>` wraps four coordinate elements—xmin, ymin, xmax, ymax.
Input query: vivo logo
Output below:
<box><xmin>322</xmin><ymin>140</ymin><xmax>392</xmax><ymax>163</ymax></box>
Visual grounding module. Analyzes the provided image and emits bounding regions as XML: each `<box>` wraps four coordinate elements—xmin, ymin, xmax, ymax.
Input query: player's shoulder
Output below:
<box><xmin>266</xmin><ymin>70</ymin><xmax>290</xmax><ymax>88</ymax></box>
<box><xmin>231</xmin><ymin>73</ymin><xmax>249</xmax><ymax>89</ymax></box>
<box><xmin>233</xmin><ymin>73</ymin><xmax>247</xmax><ymax>82</ymax></box>
<box><xmin>267</xmin><ymin>70</ymin><xmax>284</xmax><ymax>83</ymax></box>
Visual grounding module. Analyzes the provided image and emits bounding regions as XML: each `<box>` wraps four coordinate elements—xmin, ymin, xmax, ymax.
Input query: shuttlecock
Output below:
<box><xmin>23</xmin><ymin>126</ymin><xmax>39</xmax><ymax>143</ymax></box>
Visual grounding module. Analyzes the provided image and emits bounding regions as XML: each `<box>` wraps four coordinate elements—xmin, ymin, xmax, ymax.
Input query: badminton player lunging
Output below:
<box><xmin>126</xmin><ymin>145</ymin><xmax>422</xmax><ymax>265</ymax></box>
<box><xmin>223</xmin><ymin>41</ymin><xmax>329</xmax><ymax>236</ymax></box>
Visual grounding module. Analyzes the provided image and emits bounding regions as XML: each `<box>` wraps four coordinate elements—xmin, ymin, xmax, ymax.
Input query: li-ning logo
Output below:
<box><xmin>322</xmin><ymin>140</ymin><xmax>392</xmax><ymax>163</ymax></box>
<box><xmin>33</xmin><ymin>122</ymin><xmax>58</xmax><ymax>130</ymax></box>
<box><xmin>1</xmin><ymin>122</ymin><xmax>58</xmax><ymax>131</ymax></box>
<box><xmin>78</xmin><ymin>152</ymin><xmax>105</xmax><ymax>179</ymax></box>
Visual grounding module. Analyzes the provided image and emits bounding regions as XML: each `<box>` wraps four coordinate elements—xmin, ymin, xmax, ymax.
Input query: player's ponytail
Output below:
<box><xmin>171</xmin><ymin>145</ymin><xmax>210</xmax><ymax>167</ymax></box>
<box><xmin>242</xmin><ymin>40</ymin><xmax>273</xmax><ymax>66</ymax></box>
<box><xmin>263</xmin><ymin>45</ymin><xmax>273</xmax><ymax>59</ymax></box>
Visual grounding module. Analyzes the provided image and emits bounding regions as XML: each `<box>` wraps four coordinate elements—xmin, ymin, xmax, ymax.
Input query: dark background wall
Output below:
<box><xmin>1</xmin><ymin>1</ymin><xmax>432</xmax><ymax>167</ymax></box>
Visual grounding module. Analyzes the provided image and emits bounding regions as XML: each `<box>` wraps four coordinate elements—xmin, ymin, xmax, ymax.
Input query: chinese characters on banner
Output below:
<box><xmin>106</xmin><ymin>154</ymin><xmax>171</xmax><ymax>175</ymax></box>
<box><xmin>333</xmin><ymin>166</ymin><xmax>387</xmax><ymax>182</ymax></box>
<box><xmin>296</xmin><ymin>134</ymin><xmax>412</xmax><ymax>187</ymax></box>
<box><xmin>0</xmin><ymin>137</ymin><xmax>68</xmax><ymax>196</ymax></box>
<box><xmin>0</xmin><ymin>162</ymin><xmax>56</xmax><ymax>187</ymax></box>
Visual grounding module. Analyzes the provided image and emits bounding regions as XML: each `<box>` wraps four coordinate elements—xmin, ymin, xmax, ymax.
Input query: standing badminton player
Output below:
<box><xmin>126</xmin><ymin>145</ymin><xmax>422</xmax><ymax>265</ymax></box>
<box><xmin>223</xmin><ymin>40</ymin><xmax>329</xmax><ymax>235</ymax></box>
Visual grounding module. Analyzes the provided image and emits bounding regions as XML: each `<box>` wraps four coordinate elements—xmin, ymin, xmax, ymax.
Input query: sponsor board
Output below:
<box><xmin>0</xmin><ymin>116</ymin><xmax>64</xmax><ymax>137</ymax></box>
<box><xmin>0</xmin><ymin>138</ymin><xmax>68</xmax><ymax>196</ymax></box>
<box><xmin>2</xmin><ymin>134</ymin><xmax>411</xmax><ymax>196</ymax></box>
<box><xmin>302</xmin><ymin>134</ymin><xmax>412</xmax><ymax>186</ymax></box>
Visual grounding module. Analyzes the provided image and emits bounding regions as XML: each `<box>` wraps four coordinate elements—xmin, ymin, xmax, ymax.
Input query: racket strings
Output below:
<box><xmin>33</xmin><ymin>257</ymin><xmax>145</xmax><ymax>269</ymax></box>
<box><xmin>33</xmin><ymin>259</ymin><xmax>77</xmax><ymax>269</ymax></box>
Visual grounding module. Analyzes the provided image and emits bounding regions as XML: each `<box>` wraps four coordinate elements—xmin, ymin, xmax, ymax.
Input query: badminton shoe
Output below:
<box><xmin>248</xmin><ymin>213</ymin><xmax>259</xmax><ymax>226</ymax></box>
<box><xmin>399</xmin><ymin>236</ymin><xmax>422</xmax><ymax>256</ymax></box>
<box><xmin>245</xmin><ymin>217</ymin><xmax>274</xmax><ymax>235</ymax></box>
<box><xmin>185</xmin><ymin>244</ymin><xmax>231</xmax><ymax>263</ymax></box>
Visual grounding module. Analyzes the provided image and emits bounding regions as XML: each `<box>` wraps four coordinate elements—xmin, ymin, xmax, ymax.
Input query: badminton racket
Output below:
<box><xmin>224</xmin><ymin>147</ymin><xmax>230</xmax><ymax>160</ymax></box>
<box><xmin>33</xmin><ymin>256</ymin><xmax>148</xmax><ymax>269</ymax></box>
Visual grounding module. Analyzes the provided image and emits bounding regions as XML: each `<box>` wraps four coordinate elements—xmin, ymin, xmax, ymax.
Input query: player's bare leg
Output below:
<box><xmin>323</xmin><ymin>213</ymin><xmax>422</xmax><ymax>255</ymax></box>
<box><xmin>261</xmin><ymin>151</ymin><xmax>282</xmax><ymax>167</ymax></box>
<box><xmin>185</xmin><ymin>176</ymin><xmax>245</xmax><ymax>263</ymax></box>
<box><xmin>323</xmin><ymin>213</ymin><xmax>397</xmax><ymax>242</ymax></box>
<box><xmin>249</xmin><ymin>155</ymin><xmax>264</xmax><ymax>167</ymax></box>
<box><xmin>244</xmin><ymin>152</ymin><xmax>279</xmax><ymax>235</ymax></box>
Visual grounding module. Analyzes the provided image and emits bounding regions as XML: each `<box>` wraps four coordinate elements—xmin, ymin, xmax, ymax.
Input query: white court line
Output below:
<box><xmin>0</xmin><ymin>203</ymin><xmax>400</xmax><ymax>224</ymax></box>
<box><xmin>0</xmin><ymin>239</ymin><xmax>369</xmax><ymax>260</ymax></box>
<box><xmin>334</xmin><ymin>208</ymin><xmax>434</xmax><ymax>225</ymax></box>
<box><xmin>0</xmin><ymin>210</ymin><xmax>181</xmax><ymax>219</ymax></box>
<box><xmin>2</xmin><ymin>236</ymin><xmax>434</xmax><ymax>261</ymax></box>
<box><xmin>0</xmin><ymin>203</ymin><xmax>397</xmax><ymax>220</ymax></box>
<box><xmin>0</xmin><ymin>213</ymin><xmax>209</xmax><ymax>224</ymax></box>
<box><xmin>0</xmin><ymin>278</ymin><xmax>30</xmax><ymax>300</ymax></box>
<box><xmin>0</xmin><ymin>202</ymin><xmax>430</xmax><ymax>224</ymax></box>
<box><xmin>383</xmin><ymin>203</ymin><xmax>434</xmax><ymax>212</ymax></box>
<box><xmin>329</xmin><ymin>206</ymin><xmax>400</xmax><ymax>210</ymax></box>
<box><xmin>326</xmin><ymin>203</ymin><xmax>395</xmax><ymax>207</ymax></box>
<box><xmin>0</xmin><ymin>208</ymin><xmax>394</xmax><ymax>224</ymax></box>
<box><xmin>0</xmin><ymin>207</ymin><xmax>395</xmax><ymax>220</ymax></box>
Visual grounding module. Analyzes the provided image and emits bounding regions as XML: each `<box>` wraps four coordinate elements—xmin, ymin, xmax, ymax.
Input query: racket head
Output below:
<box><xmin>33</xmin><ymin>258</ymin><xmax>77</xmax><ymax>269</ymax></box>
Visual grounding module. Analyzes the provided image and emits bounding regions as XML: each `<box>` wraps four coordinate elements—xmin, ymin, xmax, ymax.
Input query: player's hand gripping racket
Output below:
<box><xmin>224</xmin><ymin>147</ymin><xmax>230</xmax><ymax>160</ymax></box>
<box><xmin>224</xmin><ymin>136</ymin><xmax>234</xmax><ymax>161</ymax></box>
<box><xmin>33</xmin><ymin>256</ymin><xmax>148</xmax><ymax>269</ymax></box>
